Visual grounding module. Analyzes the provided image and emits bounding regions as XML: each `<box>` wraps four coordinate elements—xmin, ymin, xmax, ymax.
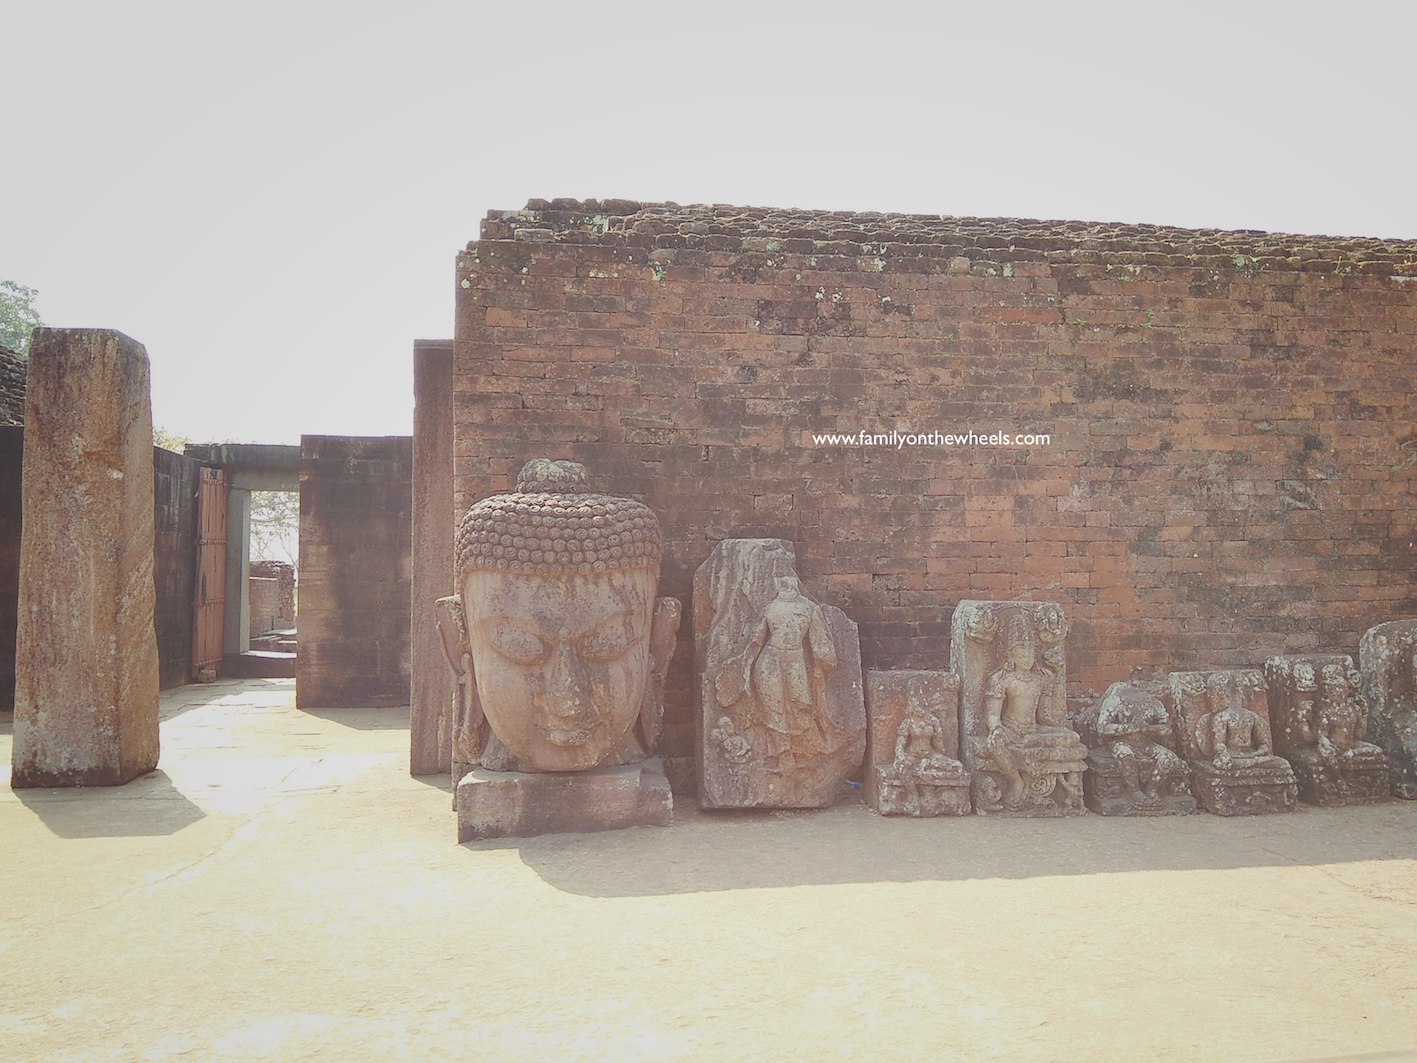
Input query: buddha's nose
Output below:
<box><xmin>548</xmin><ymin>642</ymin><xmax>596</xmax><ymax>726</ymax></box>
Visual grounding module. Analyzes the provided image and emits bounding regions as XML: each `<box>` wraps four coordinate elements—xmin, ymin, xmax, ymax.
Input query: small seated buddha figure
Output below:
<box><xmin>1188</xmin><ymin>671</ymin><xmax>1297</xmax><ymax>816</ymax></box>
<box><xmin>876</xmin><ymin>689</ymin><xmax>971</xmax><ymax>817</ymax></box>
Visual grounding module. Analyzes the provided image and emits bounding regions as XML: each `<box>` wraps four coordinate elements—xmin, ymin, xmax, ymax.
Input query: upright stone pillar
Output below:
<box><xmin>12</xmin><ymin>329</ymin><xmax>160</xmax><ymax>787</ymax></box>
<box><xmin>410</xmin><ymin>340</ymin><xmax>455</xmax><ymax>775</ymax></box>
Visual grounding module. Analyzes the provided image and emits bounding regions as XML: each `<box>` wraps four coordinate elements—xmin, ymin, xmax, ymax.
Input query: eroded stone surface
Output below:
<box><xmin>1169</xmin><ymin>669</ymin><xmax>1297</xmax><ymax>816</ymax></box>
<box><xmin>695</xmin><ymin>539</ymin><xmax>865</xmax><ymax>809</ymax></box>
<box><xmin>864</xmin><ymin>670</ymin><xmax>969</xmax><ymax>816</ymax></box>
<box><xmin>456</xmin><ymin>759</ymin><xmax>673</xmax><ymax>841</ymax></box>
<box><xmin>951</xmin><ymin>600</ymin><xmax>1085</xmax><ymax>817</ymax></box>
<box><xmin>11</xmin><ymin>329</ymin><xmax>160</xmax><ymax>788</ymax></box>
<box><xmin>1359</xmin><ymin>620</ymin><xmax>1417</xmax><ymax>799</ymax></box>
<box><xmin>1078</xmin><ymin>681</ymin><xmax>1195</xmax><ymax>816</ymax></box>
<box><xmin>1266</xmin><ymin>654</ymin><xmax>1388</xmax><ymax>806</ymax></box>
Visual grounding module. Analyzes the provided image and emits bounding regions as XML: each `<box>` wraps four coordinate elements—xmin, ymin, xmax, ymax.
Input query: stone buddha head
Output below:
<box><xmin>455</xmin><ymin>459</ymin><xmax>672</xmax><ymax>773</ymax></box>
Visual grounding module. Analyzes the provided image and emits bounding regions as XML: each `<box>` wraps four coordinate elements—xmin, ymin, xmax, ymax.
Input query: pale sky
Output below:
<box><xmin>4</xmin><ymin>1</ymin><xmax>1414</xmax><ymax>445</ymax></box>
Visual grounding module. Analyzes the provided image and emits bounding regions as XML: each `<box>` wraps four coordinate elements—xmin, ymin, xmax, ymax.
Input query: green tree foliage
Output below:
<box><xmin>0</xmin><ymin>280</ymin><xmax>43</xmax><ymax>354</ymax></box>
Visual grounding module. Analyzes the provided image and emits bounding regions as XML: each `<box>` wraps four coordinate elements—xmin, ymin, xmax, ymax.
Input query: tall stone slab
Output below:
<box><xmin>410</xmin><ymin>339</ymin><xmax>455</xmax><ymax>775</ymax></box>
<box><xmin>864</xmin><ymin>669</ymin><xmax>969</xmax><ymax>816</ymax></box>
<box><xmin>695</xmin><ymin>539</ymin><xmax>865</xmax><ymax>809</ymax></box>
<box><xmin>1169</xmin><ymin>668</ymin><xmax>1297</xmax><ymax>816</ymax></box>
<box><xmin>12</xmin><ymin>329</ymin><xmax>160</xmax><ymax>787</ymax></box>
<box><xmin>951</xmin><ymin>600</ymin><xmax>1086</xmax><ymax>817</ymax></box>
<box><xmin>1359</xmin><ymin>619</ymin><xmax>1417</xmax><ymax>798</ymax></box>
<box><xmin>1265</xmin><ymin>654</ymin><xmax>1388</xmax><ymax>806</ymax></box>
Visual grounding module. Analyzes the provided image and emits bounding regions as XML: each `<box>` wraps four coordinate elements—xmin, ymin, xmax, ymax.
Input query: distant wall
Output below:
<box><xmin>297</xmin><ymin>435</ymin><xmax>413</xmax><ymax>708</ymax></box>
<box><xmin>153</xmin><ymin>446</ymin><xmax>202</xmax><ymax>689</ymax></box>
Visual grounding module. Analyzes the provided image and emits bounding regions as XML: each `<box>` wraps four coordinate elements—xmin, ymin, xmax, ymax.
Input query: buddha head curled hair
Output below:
<box><xmin>457</xmin><ymin>459</ymin><xmax>662</xmax><ymax>577</ymax></box>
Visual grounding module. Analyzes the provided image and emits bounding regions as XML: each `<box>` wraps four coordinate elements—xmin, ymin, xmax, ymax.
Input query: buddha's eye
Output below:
<box><xmin>578</xmin><ymin>611</ymin><xmax>637</xmax><ymax>662</ymax></box>
<box><xmin>477</xmin><ymin>619</ymin><xmax>551</xmax><ymax>666</ymax></box>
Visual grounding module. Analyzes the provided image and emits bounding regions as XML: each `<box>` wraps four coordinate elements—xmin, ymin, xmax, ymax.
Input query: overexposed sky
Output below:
<box><xmin>4</xmin><ymin>1</ymin><xmax>1414</xmax><ymax>444</ymax></box>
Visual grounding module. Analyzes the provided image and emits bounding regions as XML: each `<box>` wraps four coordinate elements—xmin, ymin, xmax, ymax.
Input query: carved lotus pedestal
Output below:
<box><xmin>1170</xmin><ymin>669</ymin><xmax>1298</xmax><ymax>817</ymax></box>
<box><xmin>456</xmin><ymin>761</ymin><xmax>673</xmax><ymax>842</ymax></box>
<box><xmin>1287</xmin><ymin>756</ymin><xmax>1388</xmax><ymax>807</ymax></box>
<box><xmin>951</xmin><ymin>601</ymin><xmax>1086</xmax><ymax>819</ymax></box>
<box><xmin>1078</xmin><ymin>682</ymin><xmax>1195</xmax><ymax>817</ymax></box>
<box><xmin>1189</xmin><ymin>761</ymin><xmax>1298</xmax><ymax>817</ymax></box>
<box><xmin>876</xmin><ymin>762</ymin><xmax>972</xmax><ymax>817</ymax></box>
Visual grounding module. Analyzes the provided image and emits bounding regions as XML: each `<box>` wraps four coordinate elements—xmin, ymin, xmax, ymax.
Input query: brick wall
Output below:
<box><xmin>453</xmin><ymin>200</ymin><xmax>1417</xmax><ymax>758</ymax></box>
<box><xmin>298</xmin><ymin>435</ymin><xmax>413</xmax><ymax>708</ymax></box>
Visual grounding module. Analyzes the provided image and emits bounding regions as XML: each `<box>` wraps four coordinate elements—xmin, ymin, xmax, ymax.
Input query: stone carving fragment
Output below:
<box><xmin>1169</xmin><ymin>669</ymin><xmax>1297</xmax><ymax>816</ymax></box>
<box><xmin>1359</xmin><ymin>619</ymin><xmax>1417</xmax><ymax>799</ymax></box>
<box><xmin>436</xmin><ymin>459</ymin><xmax>680</xmax><ymax>840</ymax></box>
<box><xmin>865</xmin><ymin>670</ymin><xmax>970</xmax><ymax>816</ymax></box>
<box><xmin>695</xmin><ymin>539</ymin><xmax>865</xmax><ymax>808</ymax></box>
<box><xmin>951</xmin><ymin>600</ymin><xmax>1086</xmax><ymax>817</ymax></box>
<box><xmin>1077</xmin><ymin>681</ymin><xmax>1195</xmax><ymax>815</ymax></box>
<box><xmin>1266</xmin><ymin>654</ymin><xmax>1388</xmax><ymax>806</ymax></box>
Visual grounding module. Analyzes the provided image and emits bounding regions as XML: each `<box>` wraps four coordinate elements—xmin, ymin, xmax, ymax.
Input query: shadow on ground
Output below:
<box><xmin>12</xmin><ymin>769</ymin><xmax>206</xmax><ymax>839</ymax></box>
<box><xmin>475</xmin><ymin>795</ymin><xmax>1417</xmax><ymax>898</ymax></box>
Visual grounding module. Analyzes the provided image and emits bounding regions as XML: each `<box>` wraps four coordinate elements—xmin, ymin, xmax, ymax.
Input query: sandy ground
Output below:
<box><xmin>2</xmin><ymin>678</ymin><xmax>1416</xmax><ymax>1063</ymax></box>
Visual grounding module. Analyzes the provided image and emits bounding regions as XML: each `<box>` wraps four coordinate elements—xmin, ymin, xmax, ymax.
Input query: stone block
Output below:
<box><xmin>1359</xmin><ymin>619</ymin><xmax>1417</xmax><ymax>799</ymax></box>
<box><xmin>12</xmin><ymin>329</ymin><xmax>160</xmax><ymax>787</ymax></box>
<box><xmin>695</xmin><ymin>538</ymin><xmax>865</xmax><ymax>809</ymax></box>
<box><xmin>864</xmin><ymin>670</ymin><xmax>969</xmax><ymax>816</ymax></box>
<box><xmin>456</xmin><ymin>760</ymin><xmax>672</xmax><ymax>841</ymax></box>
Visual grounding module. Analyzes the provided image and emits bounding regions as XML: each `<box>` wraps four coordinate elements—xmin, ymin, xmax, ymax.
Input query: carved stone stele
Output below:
<box><xmin>694</xmin><ymin>539</ymin><xmax>865</xmax><ymax>809</ymax></box>
<box><xmin>1077</xmin><ymin>681</ymin><xmax>1195</xmax><ymax>816</ymax></box>
<box><xmin>950</xmin><ymin>600</ymin><xmax>1086</xmax><ymax>817</ymax></box>
<box><xmin>1265</xmin><ymin>654</ymin><xmax>1388</xmax><ymax>806</ymax></box>
<box><xmin>865</xmin><ymin>670</ymin><xmax>970</xmax><ymax>817</ymax></box>
<box><xmin>437</xmin><ymin>459</ymin><xmax>681</xmax><ymax>840</ymax></box>
<box><xmin>1359</xmin><ymin>620</ymin><xmax>1417</xmax><ymax>799</ymax></box>
<box><xmin>1169</xmin><ymin>669</ymin><xmax>1298</xmax><ymax>816</ymax></box>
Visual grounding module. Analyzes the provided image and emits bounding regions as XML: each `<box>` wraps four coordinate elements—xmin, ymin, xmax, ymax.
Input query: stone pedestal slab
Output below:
<box><xmin>456</xmin><ymin>760</ymin><xmax>672</xmax><ymax>841</ymax></box>
<box><xmin>12</xmin><ymin>329</ymin><xmax>160</xmax><ymax>788</ymax></box>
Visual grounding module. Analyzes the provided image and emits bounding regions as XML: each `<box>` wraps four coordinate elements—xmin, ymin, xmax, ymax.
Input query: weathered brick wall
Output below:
<box><xmin>0</xmin><ymin>345</ymin><xmax>26</xmax><ymax>426</ymax></box>
<box><xmin>454</xmin><ymin>200</ymin><xmax>1417</xmax><ymax>758</ymax></box>
<box><xmin>153</xmin><ymin>446</ymin><xmax>201</xmax><ymax>690</ymax></box>
<box><xmin>298</xmin><ymin>435</ymin><xmax>413</xmax><ymax>708</ymax></box>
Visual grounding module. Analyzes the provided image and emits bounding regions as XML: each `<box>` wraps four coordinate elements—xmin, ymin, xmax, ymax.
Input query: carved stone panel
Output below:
<box><xmin>695</xmin><ymin>539</ymin><xmax>866</xmax><ymax>809</ymax></box>
<box><xmin>1168</xmin><ymin>669</ymin><xmax>1298</xmax><ymax>816</ymax></box>
<box><xmin>1265</xmin><ymin>654</ymin><xmax>1388</xmax><ymax>806</ymax></box>
<box><xmin>950</xmin><ymin>600</ymin><xmax>1086</xmax><ymax>817</ymax></box>
<box><xmin>865</xmin><ymin>670</ymin><xmax>969</xmax><ymax>816</ymax></box>
<box><xmin>1077</xmin><ymin>681</ymin><xmax>1195</xmax><ymax>816</ymax></box>
<box><xmin>1359</xmin><ymin>620</ymin><xmax>1417</xmax><ymax>799</ymax></box>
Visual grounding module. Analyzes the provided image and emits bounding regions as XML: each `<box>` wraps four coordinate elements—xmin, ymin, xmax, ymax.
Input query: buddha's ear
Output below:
<box><xmin>434</xmin><ymin>595</ymin><xmax>470</xmax><ymax>679</ymax></box>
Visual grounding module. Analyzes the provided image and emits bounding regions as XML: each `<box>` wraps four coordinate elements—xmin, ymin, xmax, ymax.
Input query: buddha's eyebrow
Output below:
<box><xmin>572</xmin><ymin>608</ymin><xmax>638</xmax><ymax>640</ymax></box>
<box><xmin>474</xmin><ymin>615</ymin><xmax>555</xmax><ymax>641</ymax></box>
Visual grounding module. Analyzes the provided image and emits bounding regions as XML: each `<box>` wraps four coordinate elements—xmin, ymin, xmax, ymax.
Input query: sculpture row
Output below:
<box><xmin>435</xmin><ymin>461</ymin><xmax>1417</xmax><ymax>840</ymax></box>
